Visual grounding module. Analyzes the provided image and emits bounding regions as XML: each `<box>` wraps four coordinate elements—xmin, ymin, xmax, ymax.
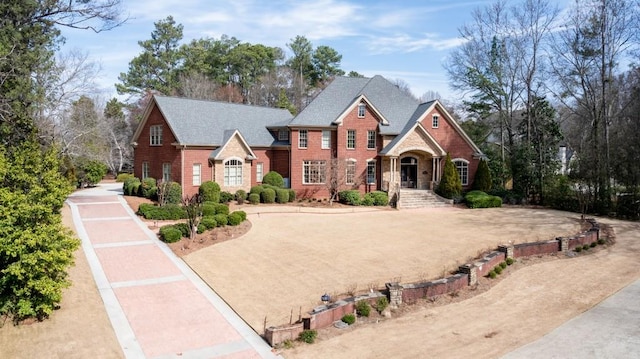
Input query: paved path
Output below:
<box><xmin>67</xmin><ymin>183</ymin><xmax>280</xmax><ymax>359</ymax></box>
<box><xmin>503</xmin><ymin>279</ymin><xmax>640</xmax><ymax>358</ymax></box>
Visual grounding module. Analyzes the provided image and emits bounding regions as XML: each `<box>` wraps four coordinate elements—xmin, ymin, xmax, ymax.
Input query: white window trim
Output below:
<box><xmin>298</xmin><ymin>129</ymin><xmax>308</xmax><ymax>149</ymax></box>
<box><xmin>346</xmin><ymin>159</ymin><xmax>356</xmax><ymax>185</ymax></box>
<box><xmin>224</xmin><ymin>157</ymin><xmax>244</xmax><ymax>186</ymax></box>
<box><xmin>432</xmin><ymin>115</ymin><xmax>439</xmax><ymax>128</ymax></box>
<box><xmin>321</xmin><ymin>130</ymin><xmax>331</xmax><ymax>149</ymax></box>
<box><xmin>302</xmin><ymin>160</ymin><xmax>326</xmax><ymax>184</ymax></box>
<box><xmin>367</xmin><ymin>130</ymin><xmax>376</xmax><ymax>150</ymax></box>
<box><xmin>347</xmin><ymin>129</ymin><xmax>356</xmax><ymax>149</ymax></box>
<box><xmin>453</xmin><ymin>158</ymin><xmax>469</xmax><ymax>186</ymax></box>
<box><xmin>142</xmin><ymin>161</ymin><xmax>149</xmax><ymax>180</ymax></box>
<box><xmin>150</xmin><ymin>125</ymin><xmax>162</xmax><ymax>146</ymax></box>
<box><xmin>192</xmin><ymin>163</ymin><xmax>201</xmax><ymax>186</ymax></box>
<box><xmin>366</xmin><ymin>160</ymin><xmax>376</xmax><ymax>184</ymax></box>
<box><xmin>357</xmin><ymin>103</ymin><xmax>366</xmax><ymax>118</ymax></box>
<box><xmin>162</xmin><ymin>162</ymin><xmax>171</xmax><ymax>183</ymax></box>
<box><xmin>256</xmin><ymin>162</ymin><xmax>264</xmax><ymax>182</ymax></box>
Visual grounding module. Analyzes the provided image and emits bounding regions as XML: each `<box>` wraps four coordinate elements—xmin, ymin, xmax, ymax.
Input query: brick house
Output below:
<box><xmin>132</xmin><ymin>75</ymin><xmax>484</xmax><ymax>200</ymax></box>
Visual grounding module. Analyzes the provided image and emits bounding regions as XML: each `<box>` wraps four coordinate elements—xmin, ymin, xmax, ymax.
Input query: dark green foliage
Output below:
<box><xmin>298</xmin><ymin>329</ymin><xmax>318</xmax><ymax>344</ymax></box>
<box><xmin>262</xmin><ymin>171</ymin><xmax>284</xmax><ymax>187</ymax></box>
<box><xmin>214</xmin><ymin>214</ymin><xmax>228</xmax><ymax>226</ymax></box>
<box><xmin>543</xmin><ymin>175</ymin><xmax>580</xmax><ymax>212</ymax></box>
<box><xmin>164</xmin><ymin>182</ymin><xmax>182</xmax><ymax>204</ymax></box>
<box><xmin>137</xmin><ymin>203</ymin><xmax>186</xmax><ymax>220</ymax></box>
<box><xmin>202</xmin><ymin>202</ymin><xmax>217</xmax><ymax>217</ymax></box>
<box><xmin>341</xmin><ymin>313</ymin><xmax>356</xmax><ymax>325</ymax></box>
<box><xmin>355</xmin><ymin>300</ymin><xmax>371</xmax><ymax>317</ymax></box>
<box><xmin>250</xmin><ymin>185</ymin><xmax>265</xmax><ymax>196</ymax></box>
<box><xmin>369</xmin><ymin>191</ymin><xmax>389</xmax><ymax>206</ymax></box>
<box><xmin>123</xmin><ymin>177</ymin><xmax>141</xmax><ymax>196</ymax></box>
<box><xmin>499</xmin><ymin>261</ymin><xmax>507</xmax><ymax>269</ymax></box>
<box><xmin>436</xmin><ymin>153</ymin><xmax>462</xmax><ymax>199</ymax></box>
<box><xmin>199</xmin><ymin>181</ymin><xmax>221</xmax><ymax>203</ymax></box>
<box><xmin>116</xmin><ymin>173</ymin><xmax>134</xmax><ymax>182</ymax></box>
<box><xmin>197</xmin><ymin>223</ymin><xmax>206</xmax><ymax>234</ymax></box>
<box><xmin>494</xmin><ymin>265</ymin><xmax>503</xmax><ymax>274</ymax></box>
<box><xmin>339</xmin><ymin>190</ymin><xmax>361</xmax><ymax>205</ymax></box>
<box><xmin>228</xmin><ymin>212</ymin><xmax>243</xmax><ymax>226</ymax></box>
<box><xmin>214</xmin><ymin>203</ymin><xmax>229</xmax><ymax>215</ymax></box>
<box><xmin>172</xmin><ymin>222</ymin><xmax>190</xmax><ymax>237</ymax></box>
<box><xmin>262</xmin><ymin>188</ymin><xmax>276</xmax><ymax>203</ymax></box>
<box><xmin>614</xmin><ymin>193</ymin><xmax>640</xmax><ymax>220</ymax></box>
<box><xmin>575</xmin><ymin>246</ymin><xmax>583</xmax><ymax>253</ymax></box>
<box><xmin>201</xmin><ymin>216</ymin><xmax>217</xmax><ymax>230</ymax></box>
<box><xmin>234</xmin><ymin>210</ymin><xmax>247</xmax><ymax>221</ymax></box>
<box><xmin>597</xmin><ymin>238</ymin><xmax>606</xmax><ymax>245</ymax></box>
<box><xmin>488</xmin><ymin>270</ymin><xmax>497</xmax><ymax>278</ymax></box>
<box><xmin>506</xmin><ymin>257</ymin><xmax>515</xmax><ymax>265</ymax></box>
<box><xmin>235</xmin><ymin>189</ymin><xmax>247</xmax><ymax>204</ymax></box>
<box><xmin>140</xmin><ymin>177</ymin><xmax>157</xmax><ymax>199</ymax></box>
<box><xmin>465</xmin><ymin>191</ymin><xmax>502</xmax><ymax>208</ymax></box>
<box><xmin>79</xmin><ymin>160</ymin><xmax>108</xmax><ymax>186</ymax></box>
<box><xmin>219</xmin><ymin>191</ymin><xmax>234</xmax><ymax>203</ymax></box>
<box><xmin>361</xmin><ymin>194</ymin><xmax>374</xmax><ymax>206</ymax></box>
<box><xmin>288</xmin><ymin>189</ymin><xmax>296</xmax><ymax>202</ymax></box>
<box><xmin>159</xmin><ymin>225</ymin><xmax>182</xmax><ymax>243</ymax></box>
<box><xmin>248</xmin><ymin>193</ymin><xmax>260</xmax><ymax>204</ymax></box>
<box><xmin>590</xmin><ymin>241</ymin><xmax>597</xmax><ymax>248</ymax></box>
<box><xmin>473</xmin><ymin>159</ymin><xmax>492</xmax><ymax>192</ymax></box>
<box><xmin>375</xmin><ymin>296</ymin><xmax>389</xmax><ymax>313</ymax></box>
<box><xmin>583</xmin><ymin>244</ymin><xmax>590</xmax><ymax>251</ymax></box>
<box><xmin>275</xmin><ymin>188</ymin><xmax>289</xmax><ymax>203</ymax></box>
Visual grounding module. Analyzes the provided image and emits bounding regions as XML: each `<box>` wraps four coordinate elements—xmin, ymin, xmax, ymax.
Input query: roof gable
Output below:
<box><xmin>380</xmin><ymin>122</ymin><xmax>446</xmax><ymax>157</ymax></box>
<box><xmin>210</xmin><ymin>129</ymin><xmax>257</xmax><ymax>160</ymax></box>
<box><xmin>332</xmin><ymin>95</ymin><xmax>389</xmax><ymax>126</ymax></box>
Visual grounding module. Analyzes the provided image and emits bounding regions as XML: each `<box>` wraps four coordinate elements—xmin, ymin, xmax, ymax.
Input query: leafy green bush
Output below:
<box><xmin>172</xmin><ymin>222</ymin><xmax>190</xmax><ymax>237</ymax></box>
<box><xmin>228</xmin><ymin>212</ymin><xmax>243</xmax><ymax>226</ymax></box>
<box><xmin>140</xmin><ymin>177</ymin><xmax>157</xmax><ymax>199</ymax></box>
<box><xmin>234</xmin><ymin>210</ymin><xmax>247</xmax><ymax>221</ymax></box>
<box><xmin>472</xmin><ymin>159</ymin><xmax>492</xmax><ymax>192</ymax></box>
<box><xmin>506</xmin><ymin>257</ymin><xmax>515</xmax><ymax>265</ymax></box>
<box><xmin>159</xmin><ymin>225</ymin><xmax>182</xmax><ymax>243</ymax></box>
<box><xmin>339</xmin><ymin>190</ymin><xmax>361</xmax><ymax>205</ymax></box>
<box><xmin>575</xmin><ymin>246</ymin><xmax>583</xmax><ymax>252</ymax></box>
<box><xmin>197</xmin><ymin>223</ymin><xmax>206</xmax><ymax>234</ymax></box>
<box><xmin>235</xmin><ymin>189</ymin><xmax>247</xmax><ymax>204</ymax></box>
<box><xmin>248</xmin><ymin>193</ymin><xmax>260</xmax><ymax>204</ymax></box>
<box><xmin>214</xmin><ymin>203</ymin><xmax>229</xmax><ymax>215</ymax></box>
<box><xmin>201</xmin><ymin>216</ymin><xmax>217</xmax><ymax>230</ymax></box>
<box><xmin>361</xmin><ymin>193</ymin><xmax>374</xmax><ymax>206</ymax></box>
<box><xmin>219</xmin><ymin>191</ymin><xmax>234</xmax><ymax>203</ymax></box>
<box><xmin>436</xmin><ymin>153</ymin><xmax>462</xmax><ymax>199</ymax></box>
<box><xmin>137</xmin><ymin>203</ymin><xmax>186</xmax><ymax>220</ymax></box>
<box><xmin>164</xmin><ymin>182</ymin><xmax>182</xmax><ymax>205</ymax></box>
<box><xmin>499</xmin><ymin>261</ymin><xmax>507</xmax><ymax>269</ymax></box>
<box><xmin>488</xmin><ymin>270</ymin><xmax>497</xmax><ymax>279</ymax></box>
<box><xmin>298</xmin><ymin>329</ymin><xmax>317</xmax><ymax>344</ymax></box>
<box><xmin>375</xmin><ymin>296</ymin><xmax>389</xmax><ymax>313</ymax></box>
<box><xmin>214</xmin><ymin>214</ymin><xmax>228</xmax><ymax>226</ymax></box>
<box><xmin>199</xmin><ymin>181</ymin><xmax>221</xmax><ymax>203</ymax></box>
<box><xmin>276</xmin><ymin>188</ymin><xmax>289</xmax><ymax>203</ymax></box>
<box><xmin>116</xmin><ymin>173</ymin><xmax>134</xmax><ymax>182</ymax></box>
<box><xmin>369</xmin><ymin>191</ymin><xmax>388</xmax><ymax>206</ymax></box>
<box><xmin>80</xmin><ymin>159</ymin><xmax>108</xmax><ymax>186</ymax></box>
<box><xmin>355</xmin><ymin>300</ymin><xmax>371</xmax><ymax>317</ymax></box>
<box><xmin>597</xmin><ymin>238</ymin><xmax>606</xmax><ymax>245</ymax></box>
<box><xmin>262</xmin><ymin>188</ymin><xmax>276</xmax><ymax>203</ymax></box>
<box><xmin>262</xmin><ymin>171</ymin><xmax>284</xmax><ymax>187</ymax></box>
<box><xmin>123</xmin><ymin>176</ymin><xmax>141</xmax><ymax>196</ymax></box>
<box><xmin>341</xmin><ymin>313</ymin><xmax>356</xmax><ymax>325</ymax></box>
<box><xmin>250</xmin><ymin>185</ymin><xmax>265</xmax><ymax>196</ymax></box>
<box><xmin>590</xmin><ymin>241</ymin><xmax>597</xmax><ymax>248</ymax></box>
<box><xmin>202</xmin><ymin>201</ymin><xmax>217</xmax><ymax>216</ymax></box>
<box><xmin>465</xmin><ymin>190</ymin><xmax>502</xmax><ymax>208</ymax></box>
<box><xmin>288</xmin><ymin>189</ymin><xmax>296</xmax><ymax>202</ymax></box>
<box><xmin>583</xmin><ymin>244</ymin><xmax>590</xmax><ymax>251</ymax></box>
<box><xmin>494</xmin><ymin>265</ymin><xmax>503</xmax><ymax>274</ymax></box>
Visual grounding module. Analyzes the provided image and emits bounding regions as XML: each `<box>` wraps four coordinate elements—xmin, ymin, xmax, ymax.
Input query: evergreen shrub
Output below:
<box><xmin>275</xmin><ymin>188</ymin><xmax>289</xmax><ymax>203</ymax></box>
<box><xmin>235</xmin><ymin>189</ymin><xmax>247</xmax><ymax>204</ymax></box>
<box><xmin>341</xmin><ymin>313</ymin><xmax>356</xmax><ymax>325</ymax></box>
<box><xmin>436</xmin><ymin>153</ymin><xmax>462</xmax><ymax>199</ymax></box>
<box><xmin>355</xmin><ymin>300</ymin><xmax>371</xmax><ymax>317</ymax></box>
<box><xmin>472</xmin><ymin>159</ymin><xmax>492</xmax><ymax>192</ymax></box>
<box><xmin>228</xmin><ymin>212</ymin><xmax>243</xmax><ymax>226</ymax></box>
<box><xmin>201</xmin><ymin>216</ymin><xmax>217</xmax><ymax>230</ymax></box>
<box><xmin>214</xmin><ymin>203</ymin><xmax>229</xmax><ymax>215</ymax></box>
<box><xmin>214</xmin><ymin>214</ymin><xmax>228</xmax><ymax>226</ymax></box>
<box><xmin>164</xmin><ymin>182</ymin><xmax>182</xmax><ymax>204</ymax></box>
<box><xmin>159</xmin><ymin>225</ymin><xmax>182</xmax><ymax>243</ymax></box>
<box><xmin>262</xmin><ymin>188</ymin><xmax>276</xmax><ymax>203</ymax></box>
<box><xmin>339</xmin><ymin>190</ymin><xmax>361</xmax><ymax>205</ymax></box>
<box><xmin>262</xmin><ymin>171</ymin><xmax>284</xmax><ymax>187</ymax></box>
<box><xmin>288</xmin><ymin>189</ymin><xmax>296</xmax><ymax>202</ymax></box>
<box><xmin>248</xmin><ymin>193</ymin><xmax>260</xmax><ymax>204</ymax></box>
<box><xmin>219</xmin><ymin>191</ymin><xmax>234</xmax><ymax>203</ymax></box>
<box><xmin>202</xmin><ymin>202</ymin><xmax>217</xmax><ymax>216</ymax></box>
<box><xmin>140</xmin><ymin>177</ymin><xmax>157</xmax><ymax>199</ymax></box>
<box><xmin>199</xmin><ymin>181</ymin><xmax>220</xmax><ymax>203</ymax></box>
<box><xmin>465</xmin><ymin>190</ymin><xmax>502</xmax><ymax>208</ymax></box>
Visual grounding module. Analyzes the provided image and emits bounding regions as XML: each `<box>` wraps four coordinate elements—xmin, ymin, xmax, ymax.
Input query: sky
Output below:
<box><xmin>58</xmin><ymin>0</ymin><xmax>499</xmax><ymax>103</ymax></box>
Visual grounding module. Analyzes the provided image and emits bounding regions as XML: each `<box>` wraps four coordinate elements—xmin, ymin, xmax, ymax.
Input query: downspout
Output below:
<box><xmin>181</xmin><ymin>145</ymin><xmax>185</xmax><ymax>195</ymax></box>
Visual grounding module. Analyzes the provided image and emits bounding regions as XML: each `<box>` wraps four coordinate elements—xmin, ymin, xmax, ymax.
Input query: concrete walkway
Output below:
<box><xmin>503</xmin><ymin>279</ymin><xmax>640</xmax><ymax>358</ymax></box>
<box><xmin>66</xmin><ymin>183</ymin><xmax>280</xmax><ymax>359</ymax></box>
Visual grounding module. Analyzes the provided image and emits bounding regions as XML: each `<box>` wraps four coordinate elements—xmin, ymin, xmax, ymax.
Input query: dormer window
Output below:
<box><xmin>150</xmin><ymin>125</ymin><xmax>163</xmax><ymax>146</ymax></box>
<box><xmin>278</xmin><ymin>129</ymin><xmax>289</xmax><ymax>141</ymax></box>
<box><xmin>358</xmin><ymin>103</ymin><xmax>366</xmax><ymax>118</ymax></box>
<box><xmin>432</xmin><ymin>115</ymin><xmax>439</xmax><ymax>128</ymax></box>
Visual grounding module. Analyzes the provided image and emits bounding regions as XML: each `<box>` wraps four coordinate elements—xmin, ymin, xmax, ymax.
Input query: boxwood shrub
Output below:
<box><xmin>288</xmin><ymin>189</ymin><xmax>296</xmax><ymax>202</ymax></box>
<box><xmin>137</xmin><ymin>203</ymin><xmax>186</xmax><ymax>220</ymax></box>
<box><xmin>123</xmin><ymin>176</ymin><xmax>141</xmax><ymax>196</ymax></box>
<box><xmin>235</xmin><ymin>189</ymin><xmax>247</xmax><ymax>204</ymax></box>
<box><xmin>234</xmin><ymin>210</ymin><xmax>247</xmax><ymax>221</ymax></box>
<box><xmin>248</xmin><ymin>193</ymin><xmax>260</xmax><ymax>204</ymax></box>
<box><xmin>116</xmin><ymin>173</ymin><xmax>134</xmax><ymax>183</ymax></box>
<box><xmin>361</xmin><ymin>194</ymin><xmax>374</xmax><ymax>206</ymax></box>
<box><xmin>201</xmin><ymin>216</ymin><xmax>217</xmax><ymax>230</ymax></box>
<box><xmin>250</xmin><ymin>185</ymin><xmax>265</xmax><ymax>196</ymax></box>
<box><xmin>464</xmin><ymin>190</ymin><xmax>502</xmax><ymax>209</ymax></box>
<box><xmin>275</xmin><ymin>188</ymin><xmax>289</xmax><ymax>203</ymax></box>
<box><xmin>197</xmin><ymin>223</ymin><xmax>206</xmax><ymax>234</ymax></box>
<box><xmin>228</xmin><ymin>211</ymin><xmax>243</xmax><ymax>226</ymax></box>
<box><xmin>140</xmin><ymin>177</ymin><xmax>157</xmax><ymax>199</ymax></box>
<box><xmin>159</xmin><ymin>225</ymin><xmax>182</xmax><ymax>243</ymax></box>
<box><xmin>219</xmin><ymin>191</ymin><xmax>234</xmax><ymax>203</ymax></box>
<box><xmin>202</xmin><ymin>201</ymin><xmax>217</xmax><ymax>216</ymax></box>
<box><xmin>341</xmin><ymin>313</ymin><xmax>356</xmax><ymax>325</ymax></box>
<box><xmin>164</xmin><ymin>182</ymin><xmax>183</xmax><ymax>205</ymax></box>
<box><xmin>199</xmin><ymin>181</ymin><xmax>221</xmax><ymax>203</ymax></box>
<box><xmin>214</xmin><ymin>214</ymin><xmax>228</xmax><ymax>226</ymax></box>
<box><xmin>369</xmin><ymin>191</ymin><xmax>388</xmax><ymax>206</ymax></box>
<box><xmin>214</xmin><ymin>203</ymin><xmax>229</xmax><ymax>215</ymax></box>
<box><xmin>262</xmin><ymin>188</ymin><xmax>276</xmax><ymax>203</ymax></box>
<box><xmin>339</xmin><ymin>190</ymin><xmax>361</xmax><ymax>205</ymax></box>
<box><xmin>262</xmin><ymin>171</ymin><xmax>284</xmax><ymax>187</ymax></box>
<box><xmin>355</xmin><ymin>300</ymin><xmax>371</xmax><ymax>317</ymax></box>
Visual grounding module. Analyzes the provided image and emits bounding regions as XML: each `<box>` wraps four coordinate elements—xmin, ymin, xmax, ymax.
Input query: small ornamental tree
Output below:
<box><xmin>437</xmin><ymin>153</ymin><xmax>462</xmax><ymax>199</ymax></box>
<box><xmin>262</xmin><ymin>171</ymin><xmax>284</xmax><ymax>187</ymax></box>
<box><xmin>473</xmin><ymin>159</ymin><xmax>492</xmax><ymax>192</ymax></box>
<box><xmin>182</xmin><ymin>194</ymin><xmax>203</xmax><ymax>245</ymax></box>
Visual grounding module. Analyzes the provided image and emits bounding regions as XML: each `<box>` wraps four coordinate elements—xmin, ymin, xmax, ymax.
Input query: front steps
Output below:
<box><xmin>397</xmin><ymin>189</ymin><xmax>452</xmax><ymax>209</ymax></box>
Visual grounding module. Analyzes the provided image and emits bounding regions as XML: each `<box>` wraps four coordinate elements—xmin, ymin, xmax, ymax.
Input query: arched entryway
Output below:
<box><xmin>400</xmin><ymin>156</ymin><xmax>418</xmax><ymax>188</ymax></box>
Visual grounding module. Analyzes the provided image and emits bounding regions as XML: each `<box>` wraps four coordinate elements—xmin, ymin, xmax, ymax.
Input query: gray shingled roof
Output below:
<box><xmin>154</xmin><ymin>96</ymin><xmax>293</xmax><ymax>146</ymax></box>
<box><xmin>290</xmin><ymin>75</ymin><xmax>422</xmax><ymax>135</ymax></box>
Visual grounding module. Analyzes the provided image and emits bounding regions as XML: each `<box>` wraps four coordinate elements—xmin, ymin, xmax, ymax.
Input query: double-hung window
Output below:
<box><xmin>346</xmin><ymin>160</ymin><xmax>356</xmax><ymax>185</ymax></box>
<box><xmin>298</xmin><ymin>130</ymin><xmax>308</xmax><ymax>148</ymax></box>
<box><xmin>367</xmin><ymin>130</ymin><xmax>376</xmax><ymax>149</ymax></box>
<box><xmin>278</xmin><ymin>129</ymin><xmax>289</xmax><ymax>141</ymax></box>
<box><xmin>367</xmin><ymin>161</ymin><xmax>376</xmax><ymax>184</ymax></box>
<box><xmin>347</xmin><ymin>129</ymin><xmax>356</xmax><ymax>149</ymax></box>
<box><xmin>150</xmin><ymin>125</ymin><xmax>162</xmax><ymax>146</ymax></box>
<box><xmin>256</xmin><ymin>162</ymin><xmax>264</xmax><ymax>182</ymax></box>
<box><xmin>192</xmin><ymin>164</ymin><xmax>201</xmax><ymax>186</ymax></box>
<box><xmin>454</xmin><ymin>159</ymin><xmax>469</xmax><ymax>186</ymax></box>
<box><xmin>322</xmin><ymin>130</ymin><xmax>331</xmax><ymax>149</ymax></box>
<box><xmin>303</xmin><ymin>160</ymin><xmax>326</xmax><ymax>184</ymax></box>
<box><xmin>142</xmin><ymin>162</ymin><xmax>150</xmax><ymax>180</ymax></box>
<box><xmin>357</xmin><ymin>103</ymin><xmax>366</xmax><ymax>118</ymax></box>
<box><xmin>162</xmin><ymin>163</ymin><xmax>171</xmax><ymax>182</ymax></box>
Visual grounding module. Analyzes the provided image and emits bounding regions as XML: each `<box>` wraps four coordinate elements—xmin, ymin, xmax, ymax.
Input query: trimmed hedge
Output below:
<box><xmin>219</xmin><ymin>191</ymin><xmax>234</xmax><ymax>203</ymax></box>
<box><xmin>339</xmin><ymin>190</ymin><xmax>361</xmax><ymax>205</ymax></box>
<box><xmin>228</xmin><ymin>212</ymin><xmax>243</xmax><ymax>226</ymax></box>
<box><xmin>199</xmin><ymin>181</ymin><xmax>221</xmax><ymax>203</ymax></box>
<box><xmin>137</xmin><ymin>203</ymin><xmax>186</xmax><ymax>220</ymax></box>
<box><xmin>262</xmin><ymin>188</ymin><xmax>276</xmax><ymax>203</ymax></box>
<box><xmin>202</xmin><ymin>201</ymin><xmax>217</xmax><ymax>216</ymax></box>
<box><xmin>140</xmin><ymin>177</ymin><xmax>157</xmax><ymax>199</ymax></box>
<box><xmin>159</xmin><ymin>225</ymin><xmax>182</xmax><ymax>243</ymax></box>
<box><xmin>465</xmin><ymin>190</ymin><xmax>502</xmax><ymax>208</ymax></box>
<box><xmin>214</xmin><ymin>203</ymin><xmax>229</xmax><ymax>215</ymax></box>
<box><xmin>275</xmin><ymin>188</ymin><xmax>289</xmax><ymax>203</ymax></box>
<box><xmin>201</xmin><ymin>216</ymin><xmax>217</xmax><ymax>229</ymax></box>
<box><xmin>248</xmin><ymin>193</ymin><xmax>260</xmax><ymax>204</ymax></box>
<box><xmin>262</xmin><ymin>171</ymin><xmax>284</xmax><ymax>187</ymax></box>
<box><xmin>368</xmin><ymin>191</ymin><xmax>388</xmax><ymax>206</ymax></box>
<box><xmin>250</xmin><ymin>185</ymin><xmax>265</xmax><ymax>196</ymax></box>
<box><xmin>116</xmin><ymin>173</ymin><xmax>134</xmax><ymax>182</ymax></box>
<box><xmin>235</xmin><ymin>189</ymin><xmax>247</xmax><ymax>204</ymax></box>
<box><xmin>288</xmin><ymin>189</ymin><xmax>296</xmax><ymax>202</ymax></box>
<box><xmin>214</xmin><ymin>214</ymin><xmax>228</xmax><ymax>226</ymax></box>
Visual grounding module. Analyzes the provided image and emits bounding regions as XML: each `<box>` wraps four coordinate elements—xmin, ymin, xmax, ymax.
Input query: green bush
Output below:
<box><xmin>197</xmin><ymin>223</ymin><xmax>206</xmax><ymax>234</ymax></box>
<box><xmin>298</xmin><ymin>329</ymin><xmax>317</xmax><ymax>344</ymax></box>
<box><xmin>262</xmin><ymin>171</ymin><xmax>284</xmax><ymax>187</ymax></box>
<box><xmin>488</xmin><ymin>270</ymin><xmax>497</xmax><ymax>279</ymax></box>
<box><xmin>590</xmin><ymin>241</ymin><xmax>597</xmax><ymax>248</ymax></box>
<box><xmin>214</xmin><ymin>214</ymin><xmax>228</xmax><ymax>226</ymax></box>
<box><xmin>262</xmin><ymin>188</ymin><xmax>276</xmax><ymax>203</ymax></box>
<box><xmin>214</xmin><ymin>203</ymin><xmax>229</xmax><ymax>215</ymax></box>
<box><xmin>575</xmin><ymin>246</ymin><xmax>583</xmax><ymax>252</ymax></box>
<box><xmin>172</xmin><ymin>222</ymin><xmax>190</xmax><ymax>237</ymax></box>
<box><xmin>276</xmin><ymin>188</ymin><xmax>290</xmax><ymax>203</ymax></box>
<box><xmin>228</xmin><ymin>212</ymin><xmax>243</xmax><ymax>226</ymax></box>
<box><xmin>436</xmin><ymin>153</ymin><xmax>462</xmax><ymax>199</ymax></box>
<box><xmin>248</xmin><ymin>193</ymin><xmax>260</xmax><ymax>204</ymax></box>
<box><xmin>159</xmin><ymin>225</ymin><xmax>182</xmax><ymax>243</ymax></box>
<box><xmin>375</xmin><ymin>296</ymin><xmax>389</xmax><ymax>313</ymax></box>
<box><xmin>140</xmin><ymin>177</ymin><xmax>157</xmax><ymax>199</ymax></box>
<box><xmin>235</xmin><ymin>189</ymin><xmax>247</xmax><ymax>204</ymax></box>
<box><xmin>361</xmin><ymin>193</ymin><xmax>374</xmax><ymax>206</ymax></box>
<box><xmin>597</xmin><ymin>238</ymin><xmax>606</xmax><ymax>245</ymax></box>
<box><xmin>116</xmin><ymin>173</ymin><xmax>134</xmax><ymax>182</ymax></box>
<box><xmin>80</xmin><ymin>159</ymin><xmax>108</xmax><ymax>186</ymax></box>
<box><xmin>250</xmin><ymin>185</ymin><xmax>265</xmax><ymax>196</ymax></box>
<box><xmin>472</xmin><ymin>159</ymin><xmax>492</xmax><ymax>192</ymax></box>
<box><xmin>355</xmin><ymin>300</ymin><xmax>371</xmax><ymax>317</ymax></box>
<box><xmin>288</xmin><ymin>189</ymin><xmax>296</xmax><ymax>202</ymax></box>
<box><xmin>219</xmin><ymin>191</ymin><xmax>234</xmax><ymax>203</ymax></box>
<box><xmin>583</xmin><ymin>244</ymin><xmax>590</xmax><ymax>251</ymax></box>
<box><xmin>234</xmin><ymin>210</ymin><xmax>247</xmax><ymax>221</ymax></box>
<box><xmin>465</xmin><ymin>190</ymin><xmax>502</xmax><ymax>208</ymax></box>
<box><xmin>164</xmin><ymin>182</ymin><xmax>182</xmax><ymax>205</ymax></box>
<box><xmin>494</xmin><ymin>265</ymin><xmax>503</xmax><ymax>274</ymax></box>
<box><xmin>123</xmin><ymin>176</ymin><xmax>141</xmax><ymax>196</ymax></box>
<box><xmin>202</xmin><ymin>202</ymin><xmax>217</xmax><ymax>216</ymax></box>
<box><xmin>369</xmin><ymin>191</ymin><xmax>388</xmax><ymax>206</ymax></box>
<box><xmin>339</xmin><ymin>190</ymin><xmax>361</xmax><ymax>205</ymax></box>
<box><xmin>199</xmin><ymin>181</ymin><xmax>221</xmax><ymax>203</ymax></box>
<box><xmin>499</xmin><ymin>261</ymin><xmax>507</xmax><ymax>269</ymax></box>
<box><xmin>341</xmin><ymin>313</ymin><xmax>356</xmax><ymax>325</ymax></box>
<box><xmin>137</xmin><ymin>203</ymin><xmax>186</xmax><ymax>220</ymax></box>
<box><xmin>506</xmin><ymin>257</ymin><xmax>515</xmax><ymax>265</ymax></box>
<box><xmin>201</xmin><ymin>216</ymin><xmax>217</xmax><ymax>230</ymax></box>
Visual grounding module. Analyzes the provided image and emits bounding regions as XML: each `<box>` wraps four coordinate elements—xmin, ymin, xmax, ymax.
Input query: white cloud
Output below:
<box><xmin>365</xmin><ymin>33</ymin><xmax>466</xmax><ymax>54</ymax></box>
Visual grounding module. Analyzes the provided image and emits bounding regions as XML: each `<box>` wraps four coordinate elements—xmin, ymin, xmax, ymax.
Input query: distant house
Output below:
<box><xmin>131</xmin><ymin>75</ymin><xmax>484</xmax><ymax>200</ymax></box>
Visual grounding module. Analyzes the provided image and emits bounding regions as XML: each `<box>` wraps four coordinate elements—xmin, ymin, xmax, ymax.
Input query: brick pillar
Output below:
<box><xmin>498</xmin><ymin>245</ymin><xmax>514</xmax><ymax>259</ymax></box>
<box><xmin>458</xmin><ymin>264</ymin><xmax>477</xmax><ymax>286</ymax></box>
<box><xmin>386</xmin><ymin>282</ymin><xmax>403</xmax><ymax>309</ymax></box>
<box><xmin>558</xmin><ymin>237</ymin><xmax>569</xmax><ymax>252</ymax></box>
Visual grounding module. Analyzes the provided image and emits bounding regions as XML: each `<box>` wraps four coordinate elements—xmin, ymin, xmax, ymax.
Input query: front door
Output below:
<box><xmin>400</xmin><ymin>157</ymin><xmax>418</xmax><ymax>188</ymax></box>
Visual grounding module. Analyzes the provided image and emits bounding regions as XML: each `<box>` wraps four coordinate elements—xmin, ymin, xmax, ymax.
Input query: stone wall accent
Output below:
<box><xmin>386</xmin><ymin>282</ymin><xmax>403</xmax><ymax>309</ymax></box>
<box><xmin>498</xmin><ymin>245</ymin><xmax>514</xmax><ymax>259</ymax></box>
<box><xmin>558</xmin><ymin>237</ymin><xmax>569</xmax><ymax>252</ymax></box>
<box><xmin>302</xmin><ymin>292</ymin><xmax>384</xmax><ymax>331</ymax></box>
<box><xmin>458</xmin><ymin>264</ymin><xmax>477</xmax><ymax>286</ymax></box>
<box><xmin>474</xmin><ymin>251</ymin><xmax>506</xmax><ymax>278</ymax></box>
<box><xmin>264</xmin><ymin>322</ymin><xmax>304</xmax><ymax>346</ymax></box>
